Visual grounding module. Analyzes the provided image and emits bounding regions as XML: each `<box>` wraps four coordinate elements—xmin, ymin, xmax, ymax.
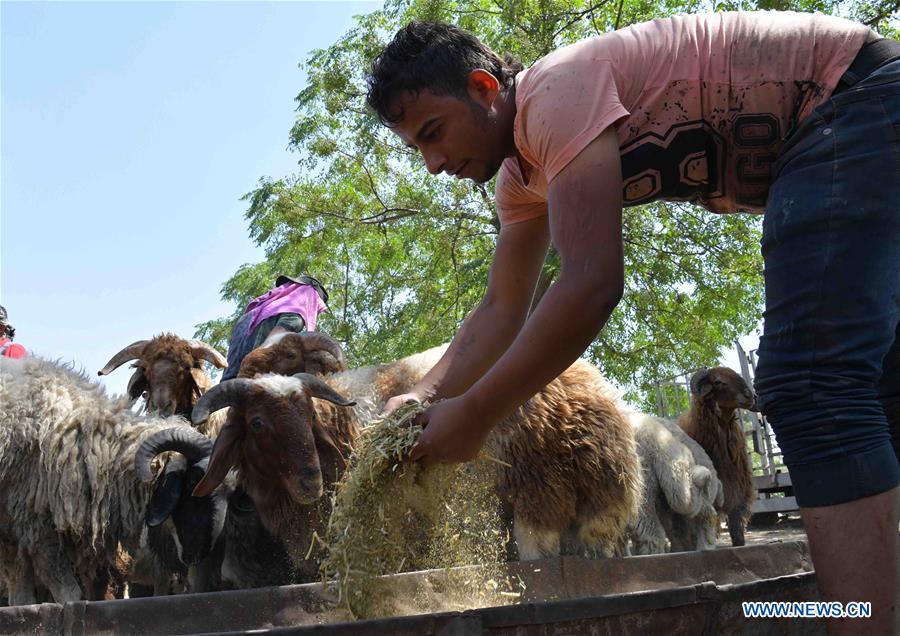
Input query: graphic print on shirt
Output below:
<box><xmin>620</xmin><ymin>113</ymin><xmax>781</xmax><ymax>210</ymax></box>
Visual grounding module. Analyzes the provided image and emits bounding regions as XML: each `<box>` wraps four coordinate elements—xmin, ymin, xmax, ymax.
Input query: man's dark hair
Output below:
<box><xmin>367</xmin><ymin>21</ymin><xmax>522</xmax><ymax>125</ymax></box>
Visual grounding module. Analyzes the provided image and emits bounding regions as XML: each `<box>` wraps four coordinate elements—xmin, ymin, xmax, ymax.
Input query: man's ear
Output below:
<box><xmin>467</xmin><ymin>69</ymin><xmax>501</xmax><ymax>108</ymax></box>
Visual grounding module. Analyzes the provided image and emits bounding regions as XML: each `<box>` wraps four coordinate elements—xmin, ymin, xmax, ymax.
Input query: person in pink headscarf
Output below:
<box><xmin>221</xmin><ymin>275</ymin><xmax>329</xmax><ymax>381</ymax></box>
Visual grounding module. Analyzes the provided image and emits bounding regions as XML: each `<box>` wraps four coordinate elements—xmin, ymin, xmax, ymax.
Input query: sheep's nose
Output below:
<box><xmin>746</xmin><ymin>391</ymin><xmax>758</xmax><ymax>412</ymax></box>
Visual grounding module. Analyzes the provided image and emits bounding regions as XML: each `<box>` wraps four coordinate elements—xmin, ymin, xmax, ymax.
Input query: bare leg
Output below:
<box><xmin>801</xmin><ymin>486</ymin><xmax>899</xmax><ymax>635</ymax></box>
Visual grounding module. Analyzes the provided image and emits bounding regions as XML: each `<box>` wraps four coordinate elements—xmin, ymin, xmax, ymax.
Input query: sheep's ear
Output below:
<box><xmin>294</xmin><ymin>373</ymin><xmax>356</xmax><ymax>407</ymax></box>
<box><xmin>312</xmin><ymin>419</ymin><xmax>346</xmax><ymax>472</ymax></box>
<box><xmin>189</xmin><ymin>368</ymin><xmax>206</xmax><ymax>400</ymax></box>
<box><xmin>689</xmin><ymin>367</ymin><xmax>712</xmax><ymax>398</ymax></box>
<box><xmin>147</xmin><ymin>469</ymin><xmax>184</xmax><ymax>527</ymax></box>
<box><xmin>192</xmin><ymin>423</ymin><xmax>241</xmax><ymax>497</ymax></box>
<box><xmin>127</xmin><ymin>369</ymin><xmax>148</xmax><ymax>402</ymax></box>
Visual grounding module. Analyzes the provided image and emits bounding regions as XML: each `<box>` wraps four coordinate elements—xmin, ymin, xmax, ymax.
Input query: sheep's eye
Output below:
<box><xmin>249</xmin><ymin>417</ymin><xmax>264</xmax><ymax>432</ymax></box>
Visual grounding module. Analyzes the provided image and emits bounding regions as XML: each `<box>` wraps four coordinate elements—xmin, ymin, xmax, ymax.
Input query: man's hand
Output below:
<box><xmin>380</xmin><ymin>392</ymin><xmax>424</xmax><ymax>417</ymax></box>
<box><xmin>408</xmin><ymin>395</ymin><xmax>494</xmax><ymax>467</ymax></box>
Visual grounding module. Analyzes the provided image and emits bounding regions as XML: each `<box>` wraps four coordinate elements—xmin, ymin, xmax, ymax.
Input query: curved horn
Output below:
<box><xmin>98</xmin><ymin>340</ymin><xmax>150</xmax><ymax>376</ymax></box>
<box><xmin>191</xmin><ymin>378</ymin><xmax>254</xmax><ymax>425</ymax></box>
<box><xmin>689</xmin><ymin>367</ymin><xmax>711</xmax><ymax>396</ymax></box>
<box><xmin>293</xmin><ymin>373</ymin><xmax>356</xmax><ymax>407</ymax></box>
<box><xmin>134</xmin><ymin>427</ymin><xmax>213</xmax><ymax>483</ymax></box>
<box><xmin>188</xmin><ymin>340</ymin><xmax>228</xmax><ymax>369</ymax></box>
<box><xmin>296</xmin><ymin>333</ymin><xmax>346</xmax><ymax>367</ymax></box>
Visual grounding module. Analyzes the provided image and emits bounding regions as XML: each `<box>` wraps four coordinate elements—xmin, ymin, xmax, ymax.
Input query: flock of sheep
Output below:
<box><xmin>0</xmin><ymin>330</ymin><xmax>757</xmax><ymax>605</ymax></box>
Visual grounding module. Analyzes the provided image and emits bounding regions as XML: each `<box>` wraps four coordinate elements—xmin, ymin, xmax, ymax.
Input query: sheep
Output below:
<box><xmin>97</xmin><ymin>334</ymin><xmax>227</xmax><ymax>435</ymax></box>
<box><xmin>189</xmin><ymin>372</ymin><xmax>357</xmax><ymax>581</ymax></box>
<box><xmin>239</xmin><ymin>332</ymin><xmax>445</xmax><ymax>421</ymax></box>
<box><xmin>122</xmin><ymin>333</ymin><xmax>349</xmax><ymax>591</ymax></box>
<box><xmin>191</xmin><ymin>335</ymin><xmax>643</xmax><ymax>566</ymax></box>
<box><xmin>0</xmin><ymin>356</ymin><xmax>227</xmax><ymax>604</ymax></box>
<box><xmin>485</xmin><ymin>359</ymin><xmax>643</xmax><ymax>560</ymax></box>
<box><xmin>626</xmin><ymin>412</ymin><xmax>723</xmax><ymax>555</ymax></box>
<box><xmin>98</xmin><ymin>334</ymin><xmax>233</xmax><ymax>595</ymax></box>
<box><xmin>238</xmin><ymin>331</ymin><xmax>347</xmax><ymax>378</ymax></box>
<box><xmin>678</xmin><ymin>366</ymin><xmax>757</xmax><ymax>547</ymax></box>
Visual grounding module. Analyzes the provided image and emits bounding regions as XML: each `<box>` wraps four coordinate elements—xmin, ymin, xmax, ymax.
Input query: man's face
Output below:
<box><xmin>389</xmin><ymin>77</ymin><xmax>509</xmax><ymax>184</ymax></box>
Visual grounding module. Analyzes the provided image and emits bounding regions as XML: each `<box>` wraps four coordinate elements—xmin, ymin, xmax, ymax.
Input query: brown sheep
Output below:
<box><xmin>191</xmin><ymin>373</ymin><xmax>357</xmax><ymax>581</ymax></box>
<box><xmin>238</xmin><ymin>332</ymin><xmax>347</xmax><ymax>379</ymax></box>
<box><xmin>488</xmin><ymin>359</ymin><xmax>642</xmax><ymax>559</ymax></box>
<box><xmin>192</xmin><ymin>336</ymin><xmax>642</xmax><ymax>565</ymax></box>
<box><xmin>98</xmin><ymin>334</ymin><xmax>227</xmax><ymax>427</ymax></box>
<box><xmin>678</xmin><ymin>366</ymin><xmax>757</xmax><ymax>547</ymax></box>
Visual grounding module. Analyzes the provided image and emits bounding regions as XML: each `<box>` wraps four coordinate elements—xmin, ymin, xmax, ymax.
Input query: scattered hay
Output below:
<box><xmin>319</xmin><ymin>402</ymin><xmax>523</xmax><ymax>619</ymax></box>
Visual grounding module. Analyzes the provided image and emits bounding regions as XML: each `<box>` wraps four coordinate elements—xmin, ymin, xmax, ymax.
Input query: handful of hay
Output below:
<box><xmin>319</xmin><ymin>402</ymin><xmax>522</xmax><ymax>619</ymax></box>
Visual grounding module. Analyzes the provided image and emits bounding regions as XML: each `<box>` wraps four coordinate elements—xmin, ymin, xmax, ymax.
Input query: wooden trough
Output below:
<box><xmin>0</xmin><ymin>540</ymin><xmax>824</xmax><ymax>635</ymax></box>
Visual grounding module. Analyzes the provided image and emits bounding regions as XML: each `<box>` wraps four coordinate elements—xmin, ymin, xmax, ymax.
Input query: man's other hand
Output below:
<box><xmin>380</xmin><ymin>392</ymin><xmax>423</xmax><ymax>417</ymax></box>
<box><xmin>408</xmin><ymin>395</ymin><xmax>493</xmax><ymax>467</ymax></box>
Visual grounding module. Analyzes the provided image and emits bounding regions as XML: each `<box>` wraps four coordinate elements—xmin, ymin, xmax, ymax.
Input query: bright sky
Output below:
<box><xmin>2</xmin><ymin>1</ymin><xmax>381</xmax><ymax>397</ymax></box>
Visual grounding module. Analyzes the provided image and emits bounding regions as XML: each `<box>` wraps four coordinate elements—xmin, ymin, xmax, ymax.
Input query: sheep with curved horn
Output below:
<box><xmin>237</xmin><ymin>332</ymin><xmax>347</xmax><ymax>379</ymax></box>
<box><xmin>97</xmin><ymin>334</ymin><xmax>227</xmax><ymax>434</ymax></box>
<box><xmin>0</xmin><ymin>356</ymin><xmax>226</xmax><ymax>603</ymax></box>
<box><xmin>129</xmin><ymin>428</ymin><xmax>230</xmax><ymax>595</ymax></box>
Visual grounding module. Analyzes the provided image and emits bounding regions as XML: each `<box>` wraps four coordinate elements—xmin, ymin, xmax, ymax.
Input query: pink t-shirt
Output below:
<box><xmin>496</xmin><ymin>11</ymin><xmax>871</xmax><ymax>224</ymax></box>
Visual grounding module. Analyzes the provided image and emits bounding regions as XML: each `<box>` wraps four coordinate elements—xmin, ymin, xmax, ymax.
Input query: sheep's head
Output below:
<box><xmin>190</xmin><ymin>373</ymin><xmax>356</xmax><ymax>511</ymax></box>
<box><xmin>134</xmin><ymin>427</ymin><xmax>228</xmax><ymax>566</ymax></box>
<box><xmin>99</xmin><ymin>334</ymin><xmax>227</xmax><ymax>417</ymax></box>
<box><xmin>689</xmin><ymin>366</ymin><xmax>757</xmax><ymax>413</ymax></box>
<box><xmin>238</xmin><ymin>332</ymin><xmax>347</xmax><ymax>378</ymax></box>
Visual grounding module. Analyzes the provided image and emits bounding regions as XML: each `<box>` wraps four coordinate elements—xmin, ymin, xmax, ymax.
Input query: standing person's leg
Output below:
<box><xmin>755</xmin><ymin>60</ymin><xmax>900</xmax><ymax>635</ymax></box>
<box><xmin>222</xmin><ymin>312</ymin><xmax>254</xmax><ymax>382</ymax></box>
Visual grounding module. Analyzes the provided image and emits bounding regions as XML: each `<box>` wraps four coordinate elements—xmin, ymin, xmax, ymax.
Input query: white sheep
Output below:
<box><xmin>0</xmin><ymin>356</ymin><xmax>223</xmax><ymax>604</ymax></box>
<box><xmin>626</xmin><ymin>412</ymin><xmax>723</xmax><ymax>555</ymax></box>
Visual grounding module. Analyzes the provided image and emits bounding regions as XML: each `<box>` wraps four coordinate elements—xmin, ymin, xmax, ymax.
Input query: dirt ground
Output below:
<box><xmin>716</xmin><ymin>513</ymin><xmax>807</xmax><ymax>548</ymax></box>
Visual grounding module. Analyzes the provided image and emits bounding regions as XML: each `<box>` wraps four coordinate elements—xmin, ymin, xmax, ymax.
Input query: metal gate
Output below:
<box><xmin>654</xmin><ymin>341</ymin><xmax>797</xmax><ymax>515</ymax></box>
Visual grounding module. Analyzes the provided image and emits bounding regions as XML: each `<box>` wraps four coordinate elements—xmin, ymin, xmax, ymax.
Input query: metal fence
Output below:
<box><xmin>654</xmin><ymin>341</ymin><xmax>796</xmax><ymax>515</ymax></box>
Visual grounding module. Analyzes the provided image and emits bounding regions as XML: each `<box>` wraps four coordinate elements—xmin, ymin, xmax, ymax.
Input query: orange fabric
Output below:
<box><xmin>496</xmin><ymin>11</ymin><xmax>870</xmax><ymax>225</ymax></box>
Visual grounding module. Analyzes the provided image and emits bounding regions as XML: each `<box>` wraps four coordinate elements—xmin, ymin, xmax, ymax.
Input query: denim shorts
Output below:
<box><xmin>754</xmin><ymin>58</ymin><xmax>900</xmax><ymax>507</ymax></box>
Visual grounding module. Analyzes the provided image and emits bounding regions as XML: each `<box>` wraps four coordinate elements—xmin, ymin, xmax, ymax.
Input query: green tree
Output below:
<box><xmin>196</xmin><ymin>0</ymin><xmax>897</xmax><ymax>408</ymax></box>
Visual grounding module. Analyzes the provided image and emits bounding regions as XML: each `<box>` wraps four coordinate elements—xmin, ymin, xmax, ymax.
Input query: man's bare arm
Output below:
<box><xmin>467</xmin><ymin>128</ymin><xmax>624</xmax><ymax>421</ymax></box>
<box><xmin>410</xmin><ymin>127</ymin><xmax>625</xmax><ymax>464</ymax></box>
<box><xmin>381</xmin><ymin>214</ymin><xmax>550</xmax><ymax>413</ymax></box>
